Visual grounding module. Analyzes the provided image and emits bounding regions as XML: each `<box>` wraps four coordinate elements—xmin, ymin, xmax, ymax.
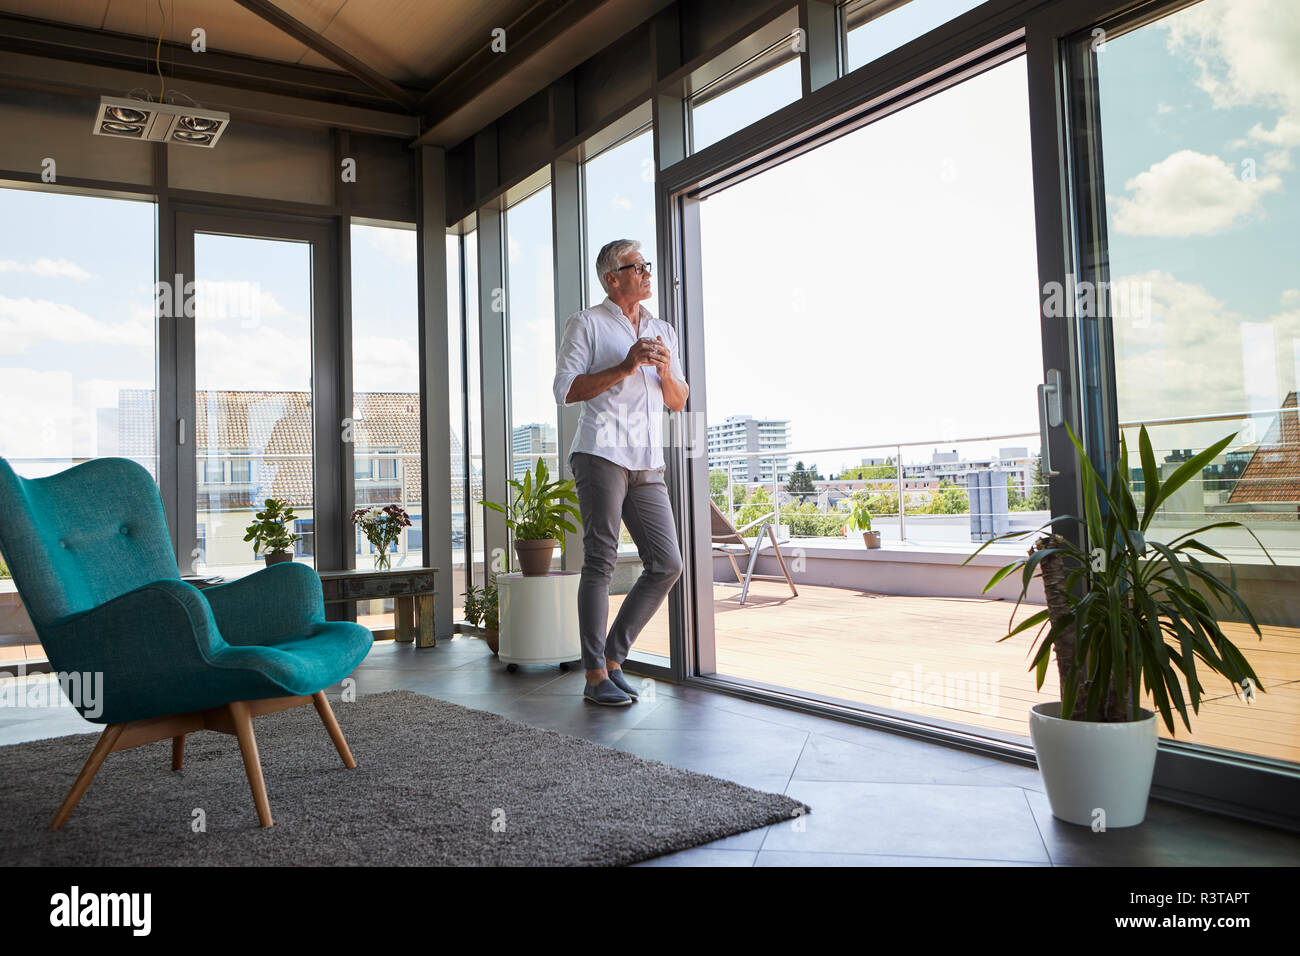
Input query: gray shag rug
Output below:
<box><xmin>1</xmin><ymin>690</ymin><xmax>808</xmax><ymax>866</ymax></box>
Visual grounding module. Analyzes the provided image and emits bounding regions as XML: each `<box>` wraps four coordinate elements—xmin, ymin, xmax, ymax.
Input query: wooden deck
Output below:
<box><xmin>613</xmin><ymin>581</ymin><xmax>1300</xmax><ymax>763</ymax></box>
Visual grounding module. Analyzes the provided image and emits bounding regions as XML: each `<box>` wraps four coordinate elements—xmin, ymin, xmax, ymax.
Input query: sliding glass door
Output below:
<box><xmin>1065</xmin><ymin>0</ymin><xmax>1300</xmax><ymax>766</ymax></box>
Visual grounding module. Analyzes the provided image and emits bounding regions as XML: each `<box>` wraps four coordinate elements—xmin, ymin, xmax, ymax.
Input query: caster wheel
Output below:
<box><xmin>559</xmin><ymin>661</ymin><xmax>570</xmax><ymax>672</ymax></box>
<box><xmin>506</xmin><ymin>663</ymin><xmax>518</xmax><ymax>673</ymax></box>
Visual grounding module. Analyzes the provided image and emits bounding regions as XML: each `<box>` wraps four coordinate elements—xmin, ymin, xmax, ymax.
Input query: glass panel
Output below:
<box><xmin>0</xmin><ymin>188</ymin><xmax>156</xmax><ymax>666</ymax></box>
<box><xmin>504</xmin><ymin>185</ymin><xmax>560</xmax><ymax>572</ymax></box>
<box><xmin>843</xmin><ymin>0</ymin><xmax>988</xmax><ymax>74</ymax></box>
<box><xmin>690</xmin><ymin>57</ymin><xmax>801</xmax><ymax>154</ymax></box>
<box><xmin>447</xmin><ymin>233</ymin><xmax>467</xmax><ymax>621</ymax></box>
<box><xmin>194</xmin><ymin>234</ymin><xmax>314</xmax><ymax>580</ymax></box>
<box><xmin>697</xmin><ymin>57</ymin><xmax>1043</xmax><ymax>738</ymax></box>
<box><xmin>349</xmin><ymin>222</ymin><xmax>420</xmax><ymax>634</ymax></box>
<box><xmin>582</xmin><ymin>123</ymin><xmax>670</xmax><ymax>667</ymax></box>
<box><xmin>350</xmin><ymin>222</ymin><xmax>420</xmax><ymax>573</ymax></box>
<box><xmin>583</xmin><ymin>127</ymin><xmax>658</xmax><ymax>316</ymax></box>
<box><xmin>1077</xmin><ymin>0</ymin><xmax>1300</xmax><ymax>763</ymax></box>
<box><xmin>466</xmin><ymin>230</ymin><xmax>485</xmax><ymax>584</ymax></box>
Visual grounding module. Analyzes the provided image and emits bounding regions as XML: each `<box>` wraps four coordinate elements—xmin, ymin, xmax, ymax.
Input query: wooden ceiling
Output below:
<box><xmin>0</xmin><ymin>1</ymin><xmax>547</xmax><ymax>87</ymax></box>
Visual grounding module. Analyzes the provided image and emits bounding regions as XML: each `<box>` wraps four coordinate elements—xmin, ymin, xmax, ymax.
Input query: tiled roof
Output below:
<box><xmin>188</xmin><ymin>390</ymin><xmax>480</xmax><ymax>510</ymax></box>
<box><xmin>1227</xmin><ymin>391</ymin><xmax>1300</xmax><ymax>504</ymax></box>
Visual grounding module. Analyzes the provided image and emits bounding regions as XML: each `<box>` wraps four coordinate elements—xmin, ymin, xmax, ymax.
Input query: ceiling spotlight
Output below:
<box><xmin>101</xmin><ymin>121</ymin><xmax>144</xmax><ymax>136</ymax></box>
<box><xmin>106</xmin><ymin>105</ymin><xmax>148</xmax><ymax>123</ymax></box>
<box><xmin>178</xmin><ymin>115</ymin><xmax>220</xmax><ymax>133</ymax></box>
<box><xmin>93</xmin><ymin>95</ymin><xmax>230</xmax><ymax>148</ymax></box>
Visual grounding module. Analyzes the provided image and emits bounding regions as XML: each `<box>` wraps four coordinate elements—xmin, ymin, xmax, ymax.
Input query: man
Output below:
<box><xmin>552</xmin><ymin>239</ymin><xmax>688</xmax><ymax>706</ymax></box>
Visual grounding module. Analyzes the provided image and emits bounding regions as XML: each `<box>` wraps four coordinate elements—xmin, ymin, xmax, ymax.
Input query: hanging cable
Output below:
<box><xmin>155</xmin><ymin>0</ymin><xmax>166</xmax><ymax>101</ymax></box>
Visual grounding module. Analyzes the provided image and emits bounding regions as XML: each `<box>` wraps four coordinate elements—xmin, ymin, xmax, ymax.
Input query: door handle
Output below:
<box><xmin>1038</xmin><ymin>369</ymin><xmax>1062</xmax><ymax>477</ymax></box>
<box><xmin>178</xmin><ymin>417</ymin><xmax>187</xmax><ymax>446</ymax></box>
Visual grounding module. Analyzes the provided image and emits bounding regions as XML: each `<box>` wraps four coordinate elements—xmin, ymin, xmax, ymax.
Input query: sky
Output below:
<box><xmin>2</xmin><ymin>0</ymin><xmax>1296</xmax><ymax>491</ymax></box>
<box><xmin>1096</xmin><ymin>0</ymin><xmax>1300</xmax><ymax>455</ymax></box>
<box><xmin>699</xmin><ymin>54</ymin><xmax>1041</xmax><ymax>479</ymax></box>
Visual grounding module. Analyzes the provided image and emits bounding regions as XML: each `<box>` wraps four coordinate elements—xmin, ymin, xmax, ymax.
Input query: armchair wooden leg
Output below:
<box><xmin>313</xmin><ymin>691</ymin><xmax>356</xmax><ymax>769</ymax></box>
<box><xmin>51</xmin><ymin>723</ymin><xmax>124</xmax><ymax>830</ymax></box>
<box><xmin>171</xmin><ymin>734</ymin><xmax>186</xmax><ymax>771</ymax></box>
<box><xmin>228</xmin><ymin>701</ymin><xmax>273</xmax><ymax>828</ymax></box>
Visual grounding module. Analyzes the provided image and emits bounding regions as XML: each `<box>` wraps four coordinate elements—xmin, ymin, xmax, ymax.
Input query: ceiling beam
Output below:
<box><xmin>228</xmin><ymin>0</ymin><xmax>419</xmax><ymax>111</ymax></box>
<box><xmin>0</xmin><ymin>13</ymin><xmax>397</xmax><ymax>110</ymax></box>
<box><xmin>412</xmin><ymin>0</ymin><xmax>673</xmax><ymax>148</ymax></box>
<box><xmin>0</xmin><ymin>49</ymin><xmax>419</xmax><ymax>137</ymax></box>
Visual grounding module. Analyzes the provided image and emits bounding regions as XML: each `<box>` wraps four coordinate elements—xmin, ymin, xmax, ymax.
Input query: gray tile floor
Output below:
<box><xmin>4</xmin><ymin>637</ymin><xmax>1299</xmax><ymax>866</ymax></box>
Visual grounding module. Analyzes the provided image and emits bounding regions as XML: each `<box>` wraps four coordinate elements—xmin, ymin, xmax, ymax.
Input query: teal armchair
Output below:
<box><xmin>0</xmin><ymin>456</ymin><xmax>371</xmax><ymax>828</ymax></box>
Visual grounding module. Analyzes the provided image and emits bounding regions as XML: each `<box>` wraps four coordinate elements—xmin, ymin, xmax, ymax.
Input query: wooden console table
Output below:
<box><xmin>317</xmin><ymin>567</ymin><xmax>439</xmax><ymax>648</ymax></box>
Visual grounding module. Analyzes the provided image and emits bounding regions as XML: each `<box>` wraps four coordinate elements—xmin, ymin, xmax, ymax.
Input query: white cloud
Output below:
<box><xmin>0</xmin><ymin>257</ymin><xmax>96</xmax><ymax>280</ymax></box>
<box><xmin>0</xmin><ymin>295</ymin><xmax>150</xmax><ymax>354</ymax></box>
<box><xmin>359</xmin><ymin>226</ymin><xmax>416</xmax><ymax>265</ymax></box>
<box><xmin>1111</xmin><ymin>149</ymin><xmax>1281</xmax><ymax>237</ymax></box>
<box><xmin>1113</xmin><ymin>269</ymin><xmax>1300</xmax><ymax>448</ymax></box>
<box><xmin>1166</xmin><ymin>0</ymin><xmax>1300</xmax><ymax>160</ymax></box>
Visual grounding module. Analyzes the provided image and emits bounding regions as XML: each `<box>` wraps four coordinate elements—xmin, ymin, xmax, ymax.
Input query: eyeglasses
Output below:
<box><xmin>613</xmin><ymin>260</ymin><xmax>653</xmax><ymax>277</ymax></box>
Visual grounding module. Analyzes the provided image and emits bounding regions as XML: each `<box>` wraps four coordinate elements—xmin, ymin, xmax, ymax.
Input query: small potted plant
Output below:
<box><xmin>965</xmin><ymin>423</ymin><xmax>1272</xmax><ymax>828</ymax></box>
<box><xmin>462</xmin><ymin>579</ymin><xmax>500</xmax><ymax>654</ymax></box>
<box><xmin>351</xmin><ymin>504</ymin><xmax>412</xmax><ymax>571</ymax></box>
<box><xmin>483</xmin><ymin>458</ymin><xmax>582</xmax><ymax>576</ymax></box>
<box><xmin>844</xmin><ymin>491</ymin><xmax>880</xmax><ymax>548</ymax></box>
<box><xmin>244</xmin><ymin>497</ymin><xmax>300</xmax><ymax>566</ymax></box>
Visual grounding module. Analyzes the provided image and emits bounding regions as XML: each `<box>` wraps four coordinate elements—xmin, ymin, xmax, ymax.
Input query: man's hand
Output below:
<box><xmin>621</xmin><ymin>337</ymin><xmax>660</xmax><ymax>375</ymax></box>
<box><xmin>648</xmin><ymin>335</ymin><xmax>674</xmax><ymax>379</ymax></box>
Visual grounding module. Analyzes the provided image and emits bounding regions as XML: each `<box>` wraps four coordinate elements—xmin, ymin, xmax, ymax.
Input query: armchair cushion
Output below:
<box><xmin>202</xmin><ymin>560</ymin><xmax>326</xmax><ymax>647</ymax></box>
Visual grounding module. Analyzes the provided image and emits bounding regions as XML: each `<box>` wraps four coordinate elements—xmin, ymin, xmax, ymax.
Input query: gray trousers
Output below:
<box><xmin>569</xmin><ymin>451</ymin><xmax>683</xmax><ymax>670</ymax></box>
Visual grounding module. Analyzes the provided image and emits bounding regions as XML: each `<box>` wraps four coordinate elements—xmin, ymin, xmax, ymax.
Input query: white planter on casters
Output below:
<box><xmin>497</xmin><ymin>571</ymin><xmax>582</xmax><ymax>672</ymax></box>
<box><xmin>1029</xmin><ymin>701</ymin><xmax>1158</xmax><ymax>828</ymax></box>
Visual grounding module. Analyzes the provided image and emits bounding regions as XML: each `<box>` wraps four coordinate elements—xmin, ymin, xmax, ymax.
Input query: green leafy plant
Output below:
<box><xmin>243</xmin><ymin>498</ymin><xmax>300</xmax><ymax>557</ymax></box>
<box><xmin>843</xmin><ymin>491</ymin><xmax>874</xmax><ymax>533</ymax></box>
<box><xmin>0</xmin><ymin>553</ymin><xmax>10</xmax><ymax>580</ymax></box>
<box><xmin>462</xmin><ymin>580</ymin><xmax>498</xmax><ymax>631</ymax></box>
<box><xmin>483</xmin><ymin>458</ymin><xmax>581</xmax><ymax>548</ymax></box>
<box><xmin>965</xmin><ymin>423</ymin><xmax>1272</xmax><ymax>732</ymax></box>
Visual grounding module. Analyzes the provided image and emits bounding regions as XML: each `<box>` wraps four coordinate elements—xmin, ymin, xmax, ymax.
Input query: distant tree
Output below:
<box><xmin>1007</xmin><ymin>474</ymin><xmax>1026</xmax><ymax>511</ymax></box>
<box><xmin>1028</xmin><ymin>456</ymin><xmax>1048</xmax><ymax>510</ymax></box>
<box><xmin>919</xmin><ymin>478</ymin><xmax>969</xmax><ymax>515</ymax></box>
<box><xmin>786</xmin><ymin>460</ymin><xmax>817</xmax><ymax>500</ymax></box>
<box><xmin>710</xmin><ymin>470</ymin><xmax>729</xmax><ymax>510</ymax></box>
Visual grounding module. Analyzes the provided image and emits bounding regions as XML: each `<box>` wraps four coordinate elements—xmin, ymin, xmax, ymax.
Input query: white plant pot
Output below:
<box><xmin>1029</xmin><ymin>701</ymin><xmax>1158</xmax><ymax>829</ymax></box>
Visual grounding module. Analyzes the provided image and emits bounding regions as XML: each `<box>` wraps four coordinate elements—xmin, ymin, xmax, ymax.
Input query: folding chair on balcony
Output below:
<box><xmin>710</xmin><ymin>500</ymin><xmax>799</xmax><ymax>606</ymax></box>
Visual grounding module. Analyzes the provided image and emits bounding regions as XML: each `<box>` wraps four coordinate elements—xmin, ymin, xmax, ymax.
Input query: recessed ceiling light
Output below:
<box><xmin>173</xmin><ymin>130</ymin><xmax>212</xmax><ymax>144</ymax></box>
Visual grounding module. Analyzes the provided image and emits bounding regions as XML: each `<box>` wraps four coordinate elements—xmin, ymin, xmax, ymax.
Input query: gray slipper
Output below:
<box><xmin>584</xmin><ymin>678</ymin><xmax>632</xmax><ymax>706</ymax></box>
<box><xmin>607</xmin><ymin>669</ymin><xmax>639</xmax><ymax>700</ymax></box>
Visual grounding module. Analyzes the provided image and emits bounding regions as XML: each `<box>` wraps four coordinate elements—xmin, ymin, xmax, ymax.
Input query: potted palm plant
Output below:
<box><xmin>244</xmin><ymin>498</ymin><xmax>300</xmax><ymax>566</ymax></box>
<box><xmin>483</xmin><ymin>458</ymin><xmax>582</xmax><ymax>576</ymax></box>
<box><xmin>462</xmin><ymin>580</ymin><xmax>500</xmax><ymax>654</ymax></box>
<box><xmin>966</xmin><ymin>423</ymin><xmax>1272</xmax><ymax>828</ymax></box>
<box><xmin>844</xmin><ymin>491</ymin><xmax>880</xmax><ymax>548</ymax></box>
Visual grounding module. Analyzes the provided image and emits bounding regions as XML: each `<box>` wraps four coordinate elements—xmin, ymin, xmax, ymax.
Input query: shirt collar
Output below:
<box><xmin>601</xmin><ymin>296</ymin><xmax>648</xmax><ymax>328</ymax></box>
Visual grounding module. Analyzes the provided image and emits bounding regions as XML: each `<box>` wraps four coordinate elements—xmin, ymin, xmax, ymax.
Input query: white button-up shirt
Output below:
<box><xmin>552</xmin><ymin>296</ymin><xmax>685</xmax><ymax>471</ymax></box>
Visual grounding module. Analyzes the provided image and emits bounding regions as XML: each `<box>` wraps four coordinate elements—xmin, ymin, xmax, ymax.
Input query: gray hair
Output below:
<box><xmin>595</xmin><ymin>239</ymin><xmax>641</xmax><ymax>295</ymax></box>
